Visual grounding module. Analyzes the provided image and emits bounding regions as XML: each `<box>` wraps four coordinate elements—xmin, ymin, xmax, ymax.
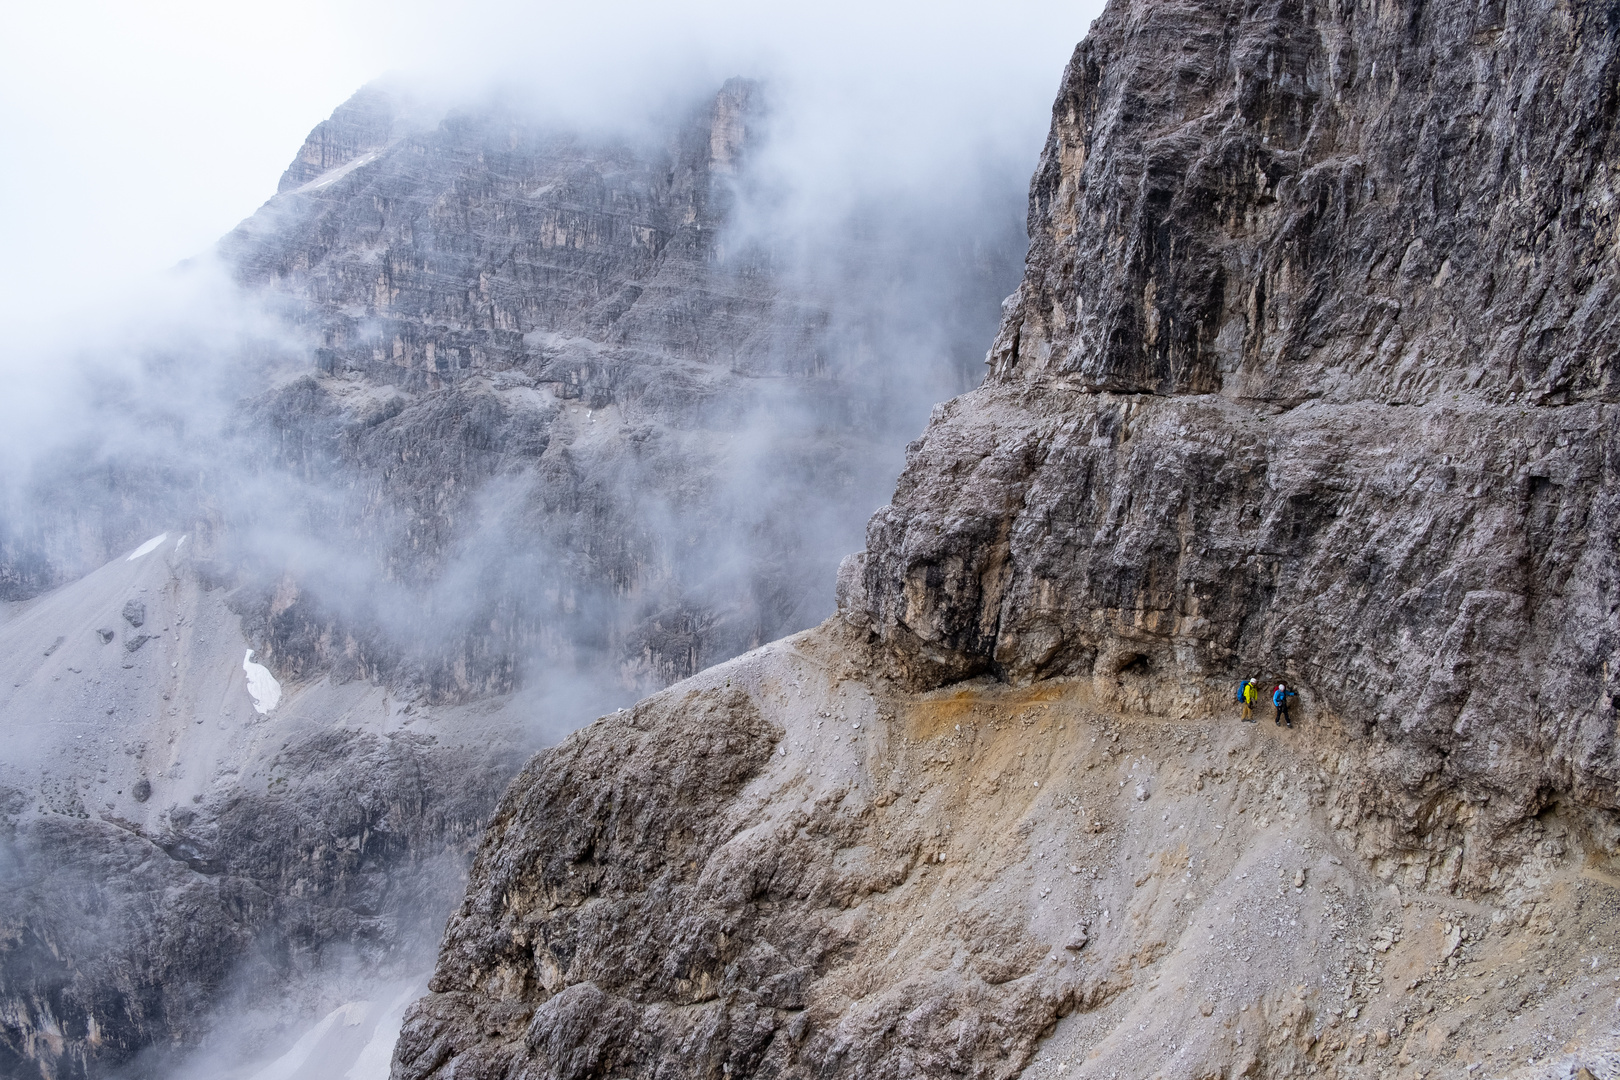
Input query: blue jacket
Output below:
<box><xmin>1273</xmin><ymin>687</ymin><xmax>1296</xmax><ymax>706</ymax></box>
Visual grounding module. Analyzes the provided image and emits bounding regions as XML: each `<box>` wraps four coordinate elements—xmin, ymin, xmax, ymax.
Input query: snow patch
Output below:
<box><xmin>289</xmin><ymin>150</ymin><xmax>383</xmax><ymax>196</ymax></box>
<box><xmin>344</xmin><ymin>984</ymin><xmax>423</xmax><ymax>1080</ymax></box>
<box><xmin>243</xmin><ymin>650</ymin><xmax>282</xmax><ymax>714</ymax></box>
<box><xmin>234</xmin><ymin>982</ymin><xmax>421</xmax><ymax>1080</ymax></box>
<box><xmin>244</xmin><ymin>1001</ymin><xmax>366</xmax><ymax>1080</ymax></box>
<box><xmin>126</xmin><ymin>533</ymin><xmax>168</xmax><ymax>560</ymax></box>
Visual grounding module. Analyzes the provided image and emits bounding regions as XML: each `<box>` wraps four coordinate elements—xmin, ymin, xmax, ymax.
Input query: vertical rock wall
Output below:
<box><xmin>842</xmin><ymin>0</ymin><xmax>1620</xmax><ymax>887</ymax></box>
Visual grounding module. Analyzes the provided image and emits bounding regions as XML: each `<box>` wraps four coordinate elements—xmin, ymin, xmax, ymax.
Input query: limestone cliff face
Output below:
<box><xmin>991</xmin><ymin>0</ymin><xmax>1617</xmax><ymax>403</ymax></box>
<box><xmin>220</xmin><ymin>77</ymin><xmax>855</xmax><ymax>699</ymax></box>
<box><xmin>234</xmin><ymin>79</ymin><xmax>790</xmax><ymax>392</ymax></box>
<box><xmin>398</xmin><ymin>4</ymin><xmax>1620</xmax><ymax>1080</ymax></box>
<box><xmin>842</xmin><ymin>0</ymin><xmax>1620</xmax><ymax>886</ymax></box>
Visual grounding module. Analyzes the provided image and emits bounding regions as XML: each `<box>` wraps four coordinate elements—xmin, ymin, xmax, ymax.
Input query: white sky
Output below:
<box><xmin>0</xmin><ymin>0</ymin><xmax>1104</xmax><ymax>338</ymax></box>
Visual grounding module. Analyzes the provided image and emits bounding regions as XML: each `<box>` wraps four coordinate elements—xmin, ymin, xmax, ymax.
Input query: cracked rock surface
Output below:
<box><xmin>401</xmin><ymin>1</ymin><xmax>1620</xmax><ymax>1078</ymax></box>
<box><xmin>842</xmin><ymin>0</ymin><xmax>1620</xmax><ymax>891</ymax></box>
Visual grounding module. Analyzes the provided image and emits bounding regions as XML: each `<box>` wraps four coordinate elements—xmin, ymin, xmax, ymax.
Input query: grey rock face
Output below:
<box><xmin>396</xmin><ymin>687</ymin><xmax>784</xmax><ymax>1079</ymax></box>
<box><xmin>843</xmin><ymin>0</ymin><xmax>1620</xmax><ymax>881</ymax></box>
<box><xmin>397</xmin><ymin>3</ymin><xmax>1620</xmax><ymax>1079</ymax></box>
<box><xmin>216</xmin><ymin>77</ymin><xmax>820</xmax><ymax>698</ymax></box>
<box><xmin>275</xmin><ymin>83</ymin><xmax>405</xmax><ymax>194</ymax></box>
<box><xmin>233</xmin><ymin>79</ymin><xmax>790</xmax><ymax>390</ymax></box>
<box><xmin>394</xmin><ymin>638</ymin><xmax>1089</xmax><ymax>1080</ymax></box>
<box><xmin>202</xmin><ymin>74</ymin><xmax>1007</xmax><ymax>701</ymax></box>
<box><xmin>0</xmin><ymin>733</ymin><xmax>510</xmax><ymax>1078</ymax></box>
<box><xmin>0</xmin><ymin>540</ymin><xmax>527</xmax><ymax>1080</ymax></box>
<box><xmin>986</xmin><ymin>0</ymin><xmax>1618</xmax><ymax>404</ymax></box>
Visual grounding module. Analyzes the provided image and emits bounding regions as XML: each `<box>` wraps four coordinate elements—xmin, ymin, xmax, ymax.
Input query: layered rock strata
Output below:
<box><xmin>187</xmin><ymin>77</ymin><xmax>863</xmax><ymax>698</ymax></box>
<box><xmin>399</xmin><ymin>1</ymin><xmax>1620</xmax><ymax>1077</ymax></box>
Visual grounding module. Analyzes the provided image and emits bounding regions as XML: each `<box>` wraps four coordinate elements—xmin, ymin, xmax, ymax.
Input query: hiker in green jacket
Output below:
<box><xmin>1240</xmin><ymin>678</ymin><xmax>1258</xmax><ymax>722</ymax></box>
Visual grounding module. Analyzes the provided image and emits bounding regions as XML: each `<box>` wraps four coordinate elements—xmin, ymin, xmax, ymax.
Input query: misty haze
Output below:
<box><xmin>6</xmin><ymin>1</ymin><xmax>1620</xmax><ymax>1079</ymax></box>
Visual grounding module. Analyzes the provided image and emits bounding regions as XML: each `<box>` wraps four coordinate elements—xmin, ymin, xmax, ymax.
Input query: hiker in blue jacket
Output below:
<box><xmin>1273</xmin><ymin>683</ymin><xmax>1296</xmax><ymax>728</ymax></box>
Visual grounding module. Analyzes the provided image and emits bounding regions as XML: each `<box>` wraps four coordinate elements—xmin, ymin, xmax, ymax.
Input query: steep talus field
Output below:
<box><xmin>399</xmin><ymin>1</ymin><xmax>1620</xmax><ymax>1077</ymax></box>
<box><xmin>396</xmin><ymin>631</ymin><xmax>1620</xmax><ymax>1080</ymax></box>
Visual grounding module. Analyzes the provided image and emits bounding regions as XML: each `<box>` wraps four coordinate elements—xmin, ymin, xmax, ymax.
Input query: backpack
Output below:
<box><xmin>1234</xmin><ymin>681</ymin><xmax>1245</xmax><ymax>703</ymax></box>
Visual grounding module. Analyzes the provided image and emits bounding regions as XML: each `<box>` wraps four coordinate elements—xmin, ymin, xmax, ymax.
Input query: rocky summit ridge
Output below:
<box><xmin>395</xmin><ymin>2</ymin><xmax>1620</xmax><ymax>1079</ymax></box>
